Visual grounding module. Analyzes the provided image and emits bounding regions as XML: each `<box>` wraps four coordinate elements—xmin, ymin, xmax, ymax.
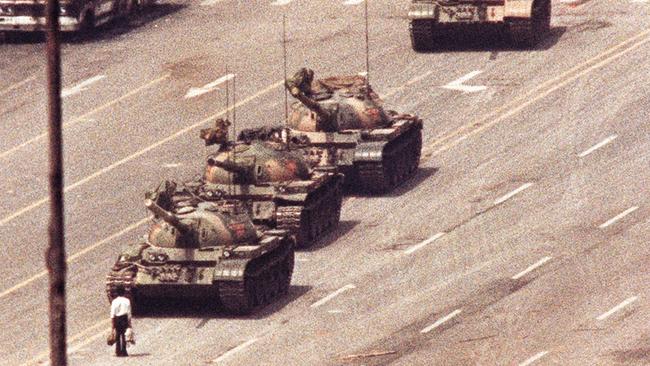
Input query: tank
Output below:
<box><xmin>408</xmin><ymin>0</ymin><xmax>552</xmax><ymax>51</ymax></box>
<box><xmin>284</xmin><ymin>68</ymin><xmax>423</xmax><ymax>194</ymax></box>
<box><xmin>105</xmin><ymin>198</ymin><xmax>295</xmax><ymax>315</ymax></box>
<box><xmin>149</xmin><ymin>128</ymin><xmax>344</xmax><ymax>248</ymax></box>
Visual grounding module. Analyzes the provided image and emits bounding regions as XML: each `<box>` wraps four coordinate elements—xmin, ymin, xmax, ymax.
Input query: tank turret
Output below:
<box><xmin>285</xmin><ymin>67</ymin><xmax>392</xmax><ymax>132</ymax></box>
<box><xmin>144</xmin><ymin>199</ymin><xmax>191</xmax><ymax>234</ymax></box>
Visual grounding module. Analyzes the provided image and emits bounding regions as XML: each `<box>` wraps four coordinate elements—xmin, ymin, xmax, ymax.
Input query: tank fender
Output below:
<box><xmin>504</xmin><ymin>0</ymin><xmax>534</xmax><ymax>19</ymax></box>
<box><xmin>213</xmin><ymin>258</ymin><xmax>249</xmax><ymax>282</ymax></box>
<box><xmin>353</xmin><ymin>142</ymin><xmax>385</xmax><ymax>163</ymax></box>
<box><xmin>408</xmin><ymin>1</ymin><xmax>436</xmax><ymax>20</ymax></box>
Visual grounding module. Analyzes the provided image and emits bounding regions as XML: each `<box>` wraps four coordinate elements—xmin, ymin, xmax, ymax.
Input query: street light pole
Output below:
<box><xmin>45</xmin><ymin>0</ymin><xmax>67</xmax><ymax>364</ymax></box>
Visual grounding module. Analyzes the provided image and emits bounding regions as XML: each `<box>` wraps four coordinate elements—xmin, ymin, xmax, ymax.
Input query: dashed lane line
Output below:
<box><xmin>512</xmin><ymin>256</ymin><xmax>552</xmax><ymax>280</ymax></box>
<box><xmin>494</xmin><ymin>183</ymin><xmax>533</xmax><ymax>206</ymax></box>
<box><xmin>311</xmin><ymin>284</ymin><xmax>356</xmax><ymax>308</ymax></box>
<box><xmin>420</xmin><ymin>309</ymin><xmax>462</xmax><ymax>333</ymax></box>
<box><xmin>518</xmin><ymin>351</ymin><xmax>549</xmax><ymax>366</ymax></box>
<box><xmin>422</xmin><ymin>28</ymin><xmax>650</xmax><ymax>160</ymax></box>
<box><xmin>578</xmin><ymin>135</ymin><xmax>618</xmax><ymax>157</ymax></box>
<box><xmin>597</xmin><ymin>296</ymin><xmax>639</xmax><ymax>321</ymax></box>
<box><xmin>0</xmin><ymin>80</ymin><xmax>283</xmax><ymax>227</ymax></box>
<box><xmin>212</xmin><ymin>338</ymin><xmax>259</xmax><ymax>364</ymax></box>
<box><xmin>599</xmin><ymin>206</ymin><xmax>639</xmax><ymax>229</ymax></box>
<box><xmin>0</xmin><ymin>74</ymin><xmax>170</xmax><ymax>160</ymax></box>
<box><xmin>404</xmin><ymin>232</ymin><xmax>445</xmax><ymax>255</ymax></box>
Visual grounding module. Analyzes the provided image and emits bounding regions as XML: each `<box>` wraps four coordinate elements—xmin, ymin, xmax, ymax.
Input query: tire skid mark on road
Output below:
<box><xmin>0</xmin><ymin>74</ymin><xmax>170</xmax><ymax>161</ymax></box>
<box><xmin>421</xmin><ymin>28</ymin><xmax>650</xmax><ymax>160</ymax></box>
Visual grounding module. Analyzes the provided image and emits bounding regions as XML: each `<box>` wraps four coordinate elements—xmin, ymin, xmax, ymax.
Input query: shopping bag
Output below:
<box><xmin>125</xmin><ymin>327</ymin><xmax>136</xmax><ymax>345</ymax></box>
<box><xmin>106</xmin><ymin>328</ymin><xmax>116</xmax><ymax>346</ymax></box>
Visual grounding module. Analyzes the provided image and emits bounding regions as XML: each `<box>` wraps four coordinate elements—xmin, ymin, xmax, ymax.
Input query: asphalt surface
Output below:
<box><xmin>1</xmin><ymin>0</ymin><xmax>649</xmax><ymax>365</ymax></box>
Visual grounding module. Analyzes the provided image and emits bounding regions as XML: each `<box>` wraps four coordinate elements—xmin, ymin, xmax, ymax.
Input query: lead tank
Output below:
<box><xmin>105</xmin><ymin>198</ymin><xmax>294</xmax><ymax>315</ymax></box>
<box><xmin>285</xmin><ymin>68</ymin><xmax>423</xmax><ymax>194</ymax></box>
<box><xmin>150</xmin><ymin>127</ymin><xmax>344</xmax><ymax>248</ymax></box>
<box><xmin>408</xmin><ymin>0</ymin><xmax>552</xmax><ymax>51</ymax></box>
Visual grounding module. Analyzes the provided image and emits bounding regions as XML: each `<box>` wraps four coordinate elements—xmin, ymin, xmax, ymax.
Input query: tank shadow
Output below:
<box><xmin>418</xmin><ymin>26</ymin><xmax>566</xmax><ymax>53</ymax></box>
<box><xmin>0</xmin><ymin>3</ymin><xmax>184</xmax><ymax>45</ymax></box>
<box><xmin>345</xmin><ymin>167</ymin><xmax>438</xmax><ymax>198</ymax></box>
<box><xmin>299</xmin><ymin>220</ymin><xmax>361</xmax><ymax>253</ymax></box>
<box><xmin>133</xmin><ymin>285</ymin><xmax>311</xmax><ymax>320</ymax></box>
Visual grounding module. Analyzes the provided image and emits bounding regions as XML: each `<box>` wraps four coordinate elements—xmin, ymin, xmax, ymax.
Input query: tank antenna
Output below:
<box><xmin>231</xmin><ymin>73</ymin><xmax>237</xmax><ymax>196</ymax></box>
<box><xmin>225</xmin><ymin>65</ymin><xmax>230</xmax><ymax>123</ymax></box>
<box><xmin>283</xmin><ymin>14</ymin><xmax>289</xmax><ymax>124</ymax></box>
<box><xmin>364</xmin><ymin>0</ymin><xmax>370</xmax><ymax>93</ymax></box>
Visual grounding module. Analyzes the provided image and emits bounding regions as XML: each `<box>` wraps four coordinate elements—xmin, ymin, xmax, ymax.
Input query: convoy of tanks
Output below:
<box><xmin>83</xmin><ymin>1</ymin><xmax>553</xmax><ymax>315</ymax></box>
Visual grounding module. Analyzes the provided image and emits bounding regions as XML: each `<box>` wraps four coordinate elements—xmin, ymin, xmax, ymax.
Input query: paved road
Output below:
<box><xmin>1</xmin><ymin>0</ymin><xmax>649</xmax><ymax>365</ymax></box>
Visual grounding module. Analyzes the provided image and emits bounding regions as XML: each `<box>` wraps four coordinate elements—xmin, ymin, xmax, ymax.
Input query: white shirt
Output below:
<box><xmin>110</xmin><ymin>296</ymin><xmax>131</xmax><ymax>319</ymax></box>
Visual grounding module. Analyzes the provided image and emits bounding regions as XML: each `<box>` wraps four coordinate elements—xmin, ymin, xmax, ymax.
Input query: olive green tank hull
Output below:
<box><xmin>105</xmin><ymin>241</ymin><xmax>294</xmax><ymax>315</ymax></box>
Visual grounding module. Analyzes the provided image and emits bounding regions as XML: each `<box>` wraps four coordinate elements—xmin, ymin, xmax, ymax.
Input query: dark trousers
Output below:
<box><xmin>113</xmin><ymin>314</ymin><xmax>129</xmax><ymax>356</ymax></box>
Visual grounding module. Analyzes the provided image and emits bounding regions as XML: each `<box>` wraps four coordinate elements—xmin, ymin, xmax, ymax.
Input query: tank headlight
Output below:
<box><xmin>59</xmin><ymin>6</ymin><xmax>68</xmax><ymax>15</ymax></box>
<box><xmin>223</xmin><ymin>250</ymin><xmax>231</xmax><ymax>258</ymax></box>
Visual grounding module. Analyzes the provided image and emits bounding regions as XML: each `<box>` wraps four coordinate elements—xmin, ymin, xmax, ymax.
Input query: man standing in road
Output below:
<box><xmin>110</xmin><ymin>287</ymin><xmax>132</xmax><ymax>357</ymax></box>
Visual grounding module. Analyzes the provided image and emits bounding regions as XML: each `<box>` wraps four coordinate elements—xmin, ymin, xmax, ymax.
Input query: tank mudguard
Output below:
<box><xmin>213</xmin><ymin>258</ymin><xmax>249</xmax><ymax>282</ymax></box>
<box><xmin>353</xmin><ymin>142</ymin><xmax>385</xmax><ymax>163</ymax></box>
<box><xmin>504</xmin><ymin>0</ymin><xmax>534</xmax><ymax>19</ymax></box>
<box><xmin>408</xmin><ymin>1</ymin><xmax>436</xmax><ymax>20</ymax></box>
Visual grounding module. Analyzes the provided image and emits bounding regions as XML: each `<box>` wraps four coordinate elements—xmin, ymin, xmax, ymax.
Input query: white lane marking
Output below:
<box><xmin>200</xmin><ymin>0</ymin><xmax>224</xmax><ymax>5</ymax></box>
<box><xmin>420</xmin><ymin>309</ymin><xmax>462</xmax><ymax>333</ymax></box>
<box><xmin>0</xmin><ymin>80</ymin><xmax>283</xmax><ymax>227</ymax></box>
<box><xmin>0</xmin><ymin>217</ymin><xmax>150</xmax><ymax>300</ymax></box>
<box><xmin>61</xmin><ymin>75</ymin><xmax>106</xmax><ymax>98</ymax></box>
<box><xmin>311</xmin><ymin>284</ymin><xmax>356</xmax><ymax>308</ymax></box>
<box><xmin>442</xmin><ymin>70</ymin><xmax>487</xmax><ymax>93</ymax></box>
<box><xmin>328</xmin><ymin>309</ymin><xmax>344</xmax><ymax>314</ymax></box>
<box><xmin>599</xmin><ymin>206</ymin><xmax>639</xmax><ymax>229</ymax></box>
<box><xmin>512</xmin><ymin>256</ymin><xmax>552</xmax><ymax>280</ymax></box>
<box><xmin>519</xmin><ymin>351</ymin><xmax>549</xmax><ymax>366</ymax></box>
<box><xmin>597</xmin><ymin>296</ymin><xmax>638</xmax><ymax>321</ymax></box>
<box><xmin>0</xmin><ymin>75</ymin><xmax>37</xmax><ymax>97</ymax></box>
<box><xmin>494</xmin><ymin>183</ymin><xmax>533</xmax><ymax>205</ymax></box>
<box><xmin>271</xmin><ymin>0</ymin><xmax>293</xmax><ymax>5</ymax></box>
<box><xmin>212</xmin><ymin>338</ymin><xmax>258</xmax><ymax>363</ymax></box>
<box><xmin>163</xmin><ymin>163</ymin><xmax>182</xmax><ymax>168</ymax></box>
<box><xmin>185</xmin><ymin>73</ymin><xmax>235</xmax><ymax>99</ymax></box>
<box><xmin>0</xmin><ymin>74</ymin><xmax>169</xmax><ymax>161</ymax></box>
<box><xmin>578</xmin><ymin>134</ymin><xmax>618</xmax><ymax>157</ymax></box>
<box><xmin>404</xmin><ymin>232</ymin><xmax>445</xmax><ymax>255</ymax></box>
<box><xmin>343</xmin><ymin>0</ymin><xmax>364</xmax><ymax>4</ymax></box>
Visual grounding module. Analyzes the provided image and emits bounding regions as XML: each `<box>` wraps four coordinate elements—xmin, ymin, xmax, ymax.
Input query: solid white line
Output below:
<box><xmin>597</xmin><ymin>296</ymin><xmax>638</xmax><ymax>320</ymax></box>
<box><xmin>494</xmin><ymin>183</ymin><xmax>533</xmax><ymax>205</ymax></box>
<box><xmin>0</xmin><ymin>80</ymin><xmax>283</xmax><ymax>227</ymax></box>
<box><xmin>519</xmin><ymin>351</ymin><xmax>549</xmax><ymax>366</ymax></box>
<box><xmin>578</xmin><ymin>135</ymin><xmax>618</xmax><ymax>157</ymax></box>
<box><xmin>212</xmin><ymin>338</ymin><xmax>258</xmax><ymax>363</ymax></box>
<box><xmin>599</xmin><ymin>206</ymin><xmax>639</xmax><ymax>229</ymax></box>
<box><xmin>512</xmin><ymin>256</ymin><xmax>552</xmax><ymax>280</ymax></box>
<box><xmin>404</xmin><ymin>232</ymin><xmax>445</xmax><ymax>255</ymax></box>
<box><xmin>0</xmin><ymin>75</ymin><xmax>37</xmax><ymax>96</ymax></box>
<box><xmin>421</xmin><ymin>309</ymin><xmax>462</xmax><ymax>333</ymax></box>
<box><xmin>310</xmin><ymin>284</ymin><xmax>356</xmax><ymax>308</ymax></box>
<box><xmin>61</xmin><ymin>75</ymin><xmax>106</xmax><ymax>98</ymax></box>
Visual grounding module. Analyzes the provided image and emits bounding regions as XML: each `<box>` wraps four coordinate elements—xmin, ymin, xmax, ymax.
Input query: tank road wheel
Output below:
<box><xmin>279</xmin><ymin>250</ymin><xmax>294</xmax><ymax>294</ymax></box>
<box><xmin>410</xmin><ymin>20</ymin><xmax>435</xmax><ymax>52</ymax></box>
<box><xmin>508</xmin><ymin>0</ymin><xmax>552</xmax><ymax>48</ymax></box>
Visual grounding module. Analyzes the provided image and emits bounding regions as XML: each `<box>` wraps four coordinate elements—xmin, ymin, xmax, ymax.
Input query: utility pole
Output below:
<box><xmin>45</xmin><ymin>0</ymin><xmax>67</xmax><ymax>363</ymax></box>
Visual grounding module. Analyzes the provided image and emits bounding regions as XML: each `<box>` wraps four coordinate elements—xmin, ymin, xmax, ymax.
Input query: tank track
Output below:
<box><xmin>217</xmin><ymin>244</ymin><xmax>294</xmax><ymax>315</ymax></box>
<box><xmin>356</xmin><ymin>127</ymin><xmax>422</xmax><ymax>194</ymax></box>
<box><xmin>508</xmin><ymin>0</ymin><xmax>551</xmax><ymax>48</ymax></box>
<box><xmin>276</xmin><ymin>183</ymin><xmax>342</xmax><ymax>248</ymax></box>
<box><xmin>410</xmin><ymin>20</ymin><xmax>435</xmax><ymax>52</ymax></box>
<box><xmin>105</xmin><ymin>266</ymin><xmax>136</xmax><ymax>302</ymax></box>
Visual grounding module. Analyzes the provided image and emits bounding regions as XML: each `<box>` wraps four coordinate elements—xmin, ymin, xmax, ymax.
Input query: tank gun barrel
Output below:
<box><xmin>207</xmin><ymin>158</ymin><xmax>250</xmax><ymax>176</ymax></box>
<box><xmin>144</xmin><ymin>199</ymin><xmax>191</xmax><ymax>233</ymax></box>
<box><xmin>285</xmin><ymin>79</ymin><xmax>332</xmax><ymax>123</ymax></box>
